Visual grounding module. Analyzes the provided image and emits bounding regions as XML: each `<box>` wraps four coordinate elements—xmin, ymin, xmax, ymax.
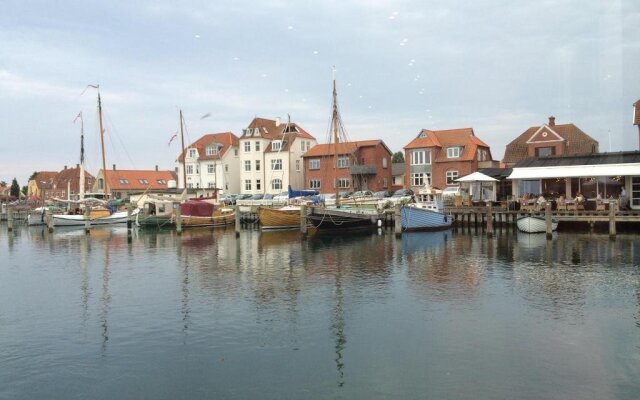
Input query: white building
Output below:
<box><xmin>239</xmin><ymin>117</ymin><xmax>317</xmax><ymax>195</ymax></box>
<box><xmin>176</xmin><ymin>132</ymin><xmax>240</xmax><ymax>194</ymax></box>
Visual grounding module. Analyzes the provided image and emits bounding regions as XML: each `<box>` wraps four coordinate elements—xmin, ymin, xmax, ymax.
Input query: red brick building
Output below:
<box><xmin>634</xmin><ymin>100</ymin><xmax>640</xmax><ymax>149</ymax></box>
<box><xmin>502</xmin><ymin>116</ymin><xmax>599</xmax><ymax>167</ymax></box>
<box><xmin>403</xmin><ymin>128</ymin><xmax>493</xmax><ymax>191</ymax></box>
<box><xmin>302</xmin><ymin>140</ymin><xmax>393</xmax><ymax>193</ymax></box>
<box><xmin>27</xmin><ymin>166</ymin><xmax>95</xmax><ymax>200</ymax></box>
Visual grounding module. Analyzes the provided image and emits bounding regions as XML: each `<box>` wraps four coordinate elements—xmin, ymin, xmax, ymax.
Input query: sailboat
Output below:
<box><xmin>306</xmin><ymin>73</ymin><xmax>379</xmax><ymax>231</ymax></box>
<box><xmin>136</xmin><ymin>110</ymin><xmax>235</xmax><ymax>229</ymax></box>
<box><xmin>49</xmin><ymin>86</ymin><xmax>134</xmax><ymax>227</ymax></box>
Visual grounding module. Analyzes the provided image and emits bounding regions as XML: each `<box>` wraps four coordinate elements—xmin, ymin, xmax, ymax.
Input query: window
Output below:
<box><xmin>272</xmin><ymin>141</ymin><xmax>282</xmax><ymax>151</ymax></box>
<box><xmin>207</xmin><ymin>182</ymin><xmax>215</xmax><ymax>188</ymax></box>
<box><xmin>225</xmin><ymin>164</ymin><xmax>228</xmax><ymax>172</ymax></box>
<box><xmin>382</xmin><ymin>158</ymin><xmax>388</xmax><ymax>168</ymax></box>
<box><xmin>337</xmin><ymin>157</ymin><xmax>349</xmax><ymax>168</ymax></box>
<box><xmin>119</xmin><ymin>179</ymin><xmax>129</xmax><ymax>185</ymax></box>
<box><xmin>309</xmin><ymin>179</ymin><xmax>320</xmax><ymax>189</ymax></box>
<box><xmin>309</xmin><ymin>159</ymin><xmax>320</xmax><ymax>169</ymax></box>
<box><xmin>207</xmin><ymin>164</ymin><xmax>214</xmax><ymax>174</ymax></box>
<box><xmin>535</xmin><ymin>147</ymin><xmax>555</xmax><ymax>157</ymax></box>
<box><xmin>156</xmin><ymin>179</ymin><xmax>166</xmax><ymax>184</ymax></box>
<box><xmin>244</xmin><ymin>142</ymin><xmax>250</xmax><ymax>152</ymax></box>
<box><xmin>296</xmin><ymin>160</ymin><xmax>300</xmax><ymax>172</ymax></box>
<box><xmin>244</xmin><ymin>180</ymin><xmax>252</xmax><ymax>191</ymax></box>
<box><xmin>446</xmin><ymin>170</ymin><xmax>459</xmax><ymax>185</ymax></box>
<box><xmin>301</xmin><ymin>141</ymin><xmax>305</xmax><ymax>151</ymax></box>
<box><xmin>98</xmin><ymin>178</ymin><xmax>103</xmax><ymax>189</ymax></box>
<box><xmin>447</xmin><ymin>147</ymin><xmax>461</xmax><ymax>158</ymax></box>
<box><xmin>187</xmin><ymin>183</ymin><xmax>193</xmax><ymax>188</ymax></box>
<box><xmin>188</xmin><ymin>149</ymin><xmax>196</xmax><ymax>158</ymax></box>
<box><xmin>256</xmin><ymin>179</ymin><xmax>261</xmax><ymax>190</ymax></box>
<box><xmin>255</xmin><ymin>160</ymin><xmax>261</xmax><ymax>171</ymax></box>
<box><xmin>307</xmin><ymin>142</ymin><xmax>311</xmax><ymax>151</ymax></box>
<box><xmin>383</xmin><ymin>178</ymin><xmax>388</xmax><ymax>188</ymax></box>
<box><xmin>255</xmin><ymin>141</ymin><xmax>261</xmax><ymax>151</ymax></box>
<box><xmin>234</xmin><ymin>149</ymin><xmax>238</xmax><ymax>156</ymax></box>
<box><xmin>411</xmin><ymin>173</ymin><xmax>424</xmax><ymax>186</ymax></box>
<box><xmin>206</xmin><ymin>146</ymin><xmax>218</xmax><ymax>156</ymax></box>
<box><xmin>138</xmin><ymin>179</ymin><xmax>149</xmax><ymax>185</ymax></box>
<box><xmin>271</xmin><ymin>159</ymin><xmax>282</xmax><ymax>170</ymax></box>
<box><xmin>244</xmin><ymin>160</ymin><xmax>251</xmax><ymax>171</ymax></box>
<box><xmin>337</xmin><ymin>178</ymin><xmax>350</xmax><ymax>188</ymax></box>
<box><xmin>411</xmin><ymin>150</ymin><xmax>430</xmax><ymax>165</ymax></box>
<box><xmin>186</xmin><ymin>165</ymin><xmax>194</xmax><ymax>175</ymax></box>
<box><xmin>272</xmin><ymin>179</ymin><xmax>282</xmax><ymax>190</ymax></box>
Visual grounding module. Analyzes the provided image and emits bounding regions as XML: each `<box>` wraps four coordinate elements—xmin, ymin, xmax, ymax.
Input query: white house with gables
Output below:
<box><xmin>176</xmin><ymin>131</ymin><xmax>240</xmax><ymax>194</ymax></box>
<box><xmin>239</xmin><ymin>117</ymin><xmax>316</xmax><ymax>195</ymax></box>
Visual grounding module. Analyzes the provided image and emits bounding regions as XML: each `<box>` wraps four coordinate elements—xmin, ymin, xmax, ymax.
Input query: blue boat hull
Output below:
<box><xmin>400</xmin><ymin>206</ymin><xmax>453</xmax><ymax>231</ymax></box>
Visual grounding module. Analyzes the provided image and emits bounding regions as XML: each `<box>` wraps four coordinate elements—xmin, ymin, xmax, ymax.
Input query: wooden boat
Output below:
<box><xmin>400</xmin><ymin>200</ymin><xmax>452</xmax><ymax>231</ymax></box>
<box><xmin>516</xmin><ymin>215</ymin><xmax>558</xmax><ymax>233</ymax></box>
<box><xmin>307</xmin><ymin>206</ymin><xmax>378</xmax><ymax>231</ymax></box>
<box><xmin>179</xmin><ymin>200</ymin><xmax>235</xmax><ymax>228</ymax></box>
<box><xmin>136</xmin><ymin>198</ymin><xmax>175</xmax><ymax>228</ymax></box>
<box><xmin>258</xmin><ymin>206</ymin><xmax>301</xmax><ymax>230</ymax></box>
<box><xmin>51</xmin><ymin>208</ymin><xmax>132</xmax><ymax>227</ymax></box>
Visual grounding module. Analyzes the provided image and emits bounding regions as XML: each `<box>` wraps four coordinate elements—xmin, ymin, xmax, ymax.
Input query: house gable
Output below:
<box><xmin>526</xmin><ymin>125</ymin><xmax>565</xmax><ymax>144</ymax></box>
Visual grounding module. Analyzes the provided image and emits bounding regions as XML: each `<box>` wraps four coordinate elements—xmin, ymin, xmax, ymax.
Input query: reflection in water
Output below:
<box><xmin>2</xmin><ymin>225</ymin><xmax>640</xmax><ymax>399</ymax></box>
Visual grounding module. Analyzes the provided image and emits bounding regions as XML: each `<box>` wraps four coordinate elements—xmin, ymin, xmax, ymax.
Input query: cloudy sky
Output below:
<box><xmin>1</xmin><ymin>0</ymin><xmax>639</xmax><ymax>186</ymax></box>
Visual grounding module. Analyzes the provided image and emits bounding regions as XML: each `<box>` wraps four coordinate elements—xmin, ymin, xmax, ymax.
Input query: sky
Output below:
<box><xmin>1</xmin><ymin>0</ymin><xmax>639</xmax><ymax>187</ymax></box>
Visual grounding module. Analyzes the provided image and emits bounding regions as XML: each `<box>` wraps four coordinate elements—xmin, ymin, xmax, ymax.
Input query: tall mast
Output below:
<box><xmin>97</xmin><ymin>87</ymin><xmax>108</xmax><ymax>197</ymax></box>
<box><xmin>332</xmin><ymin>72</ymin><xmax>341</xmax><ymax>206</ymax></box>
<box><xmin>75</xmin><ymin>111</ymin><xmax>86</xmax><ymax>200</ymax></box>
<box><xmin>180</xmin><ymin>110</ymin><xmax>187</xmax><ymax>190</ymax></box>
<box><xmin>286</xmin><ymin>114</ymin><xmax>292</xmax><ymax>189</ymax></box>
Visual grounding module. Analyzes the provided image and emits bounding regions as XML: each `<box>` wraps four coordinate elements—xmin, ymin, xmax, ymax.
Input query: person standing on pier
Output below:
<box><xmin>620</xmin><ymin>187</ymin><xmax>628</xmax><ymax>210</ymax></box>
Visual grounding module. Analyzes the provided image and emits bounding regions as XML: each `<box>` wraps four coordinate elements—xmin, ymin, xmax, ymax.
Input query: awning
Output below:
<box><xmin>456</xmin><ymin>171</ymin><xmax>498</xmax><ymax>182</ymax></box>
<box><xmin>507</xmin><ymin>163</ymin><xmax>640</xmax><ymax>180</ymax></box>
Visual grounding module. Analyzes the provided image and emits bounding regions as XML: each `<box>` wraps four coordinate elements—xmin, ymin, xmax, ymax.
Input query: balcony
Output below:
<box><xmin>350</xmin><ymin>164</ymin><xmax>377</xmax><ymax>175</ymax></box>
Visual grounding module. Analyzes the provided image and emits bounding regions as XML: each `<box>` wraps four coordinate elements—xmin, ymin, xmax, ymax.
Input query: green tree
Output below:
<box><xmin>392</xmin><ymin>151</ymin><xmax>405</xmax><ymax>163</ymax></box>
<box><xmin>28</xmin><ymin>171</ymin><xmax>38</xmax><ymax>182</ymax></box>
<box><xmin>0</xmin><ymin>181</ymin><xmax>6</xmax><ymax>187</ymax></box>
<box><xmin>10</xmin><ymin>178</ymin><xmax>20</xmax><ymax>198</ymax></box>
<box><xmin>22</xmin><ymin>186</ymin><xmax>28</xmax><ymax>196</ymax></box>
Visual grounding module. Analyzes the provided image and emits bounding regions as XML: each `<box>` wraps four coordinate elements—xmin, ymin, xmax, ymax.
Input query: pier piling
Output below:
<box><xmin>545</xmin><ymin>202</ymin><xmax>552</xmax><ymax>240</ymax></box>
<box><xmin>486</xmin><ymin>203</ymin><xmax>493</xmax><ymax>237</ymax></box>
<box><xmin>176</xmin><ymin>203</ymin><xmax>182</xmax><ymax>235</ymax></box>
<box><xmin>234</xmin><ymin>206</ymin><xmax>240</xmax><ymax>237</ymax></box>
<box><xmin>7</xmin><ymin>207</ymin><xmax>13</xmax><ymax>232</ymax></box>
<box><xmin>127</xmin><ymin>203</ymin><xmax>133</xmax><ymax>243</ymax></box>
<box><xmin>609</xmin><ymin>200</ymin><xmax>616</xmax><ymax>237</ymax></box>
<box><xmin>394</xmin><ymin>205</ymin><xmax>402</xmax><ymax>236</ymax></box>
<box><xmin>47</xmin><ymin>211</ymin><xmax>54</xmax><ymax>232</ymax></box>
<box><xmin>84</xmin><ymin>207</ymin><xmax>90</xmax><ymax>234</ymax></box>
<box><xmin>300</xmin><ymin>204</ymin><xmax>307</xmax><ymax>236</ymax></box>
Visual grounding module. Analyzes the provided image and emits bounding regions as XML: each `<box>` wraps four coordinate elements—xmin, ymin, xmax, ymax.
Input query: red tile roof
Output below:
<box><xmin>177</xmin><ymin>132</ymin><xmax>239</xmax><ymax>162</ymax></box>
<box><xmin>33</xmin><ymin>171</ymin><xmax>59</xmax><ymax>189</ymax></box>
<box><xmin>503</xmin><ymin>120</ymin><xmax>598</xmax><ymax>165</ymax></box>
<box><xmin>634</xmin><ymin>100</ymin><xmax>640</xmax><ymax>126</ymax></box>
<box><xmin>302</xmin><ymin>140</ymin><xmax>390</xmax><ymax>157</ymax></box>
<box><xmin>102</xmin><ymin>169</ymin><xmax>177</xmax><ymax>191</ymax></box>
<box><xmin>242</xmin><ymin>117</ymin><xmax>316</xmax><ymax>140</ymax></box>
<box><xmin>404</xmin><ymin>128</ymin><xmax>490</xmax><ymax>162</ymax></box>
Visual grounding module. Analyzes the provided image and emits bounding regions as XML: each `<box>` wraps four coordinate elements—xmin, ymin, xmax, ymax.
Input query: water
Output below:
<box><xmin>1</xmin><ymin>225</ymin><xmax>639</xmax><ymax>399</ymax></box>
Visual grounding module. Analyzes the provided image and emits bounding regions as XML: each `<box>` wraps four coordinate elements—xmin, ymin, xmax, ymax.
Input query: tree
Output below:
<box><xmin>21</xmin><ymin>186</ymin><xmax>28</xmax><ymax>196</ymax></box>
<box><xmin>28</xmin><ymin>171</ymin><xmax>38</xmax><ymax>182</ymax></box>
<box><xmin>10</xmin><ymin>178</ymin><xmax>20</xmax><ymax>198</ymax></box>
<box><xmin>0</xmin><ymin>181</ymin><xmax>6</xmax><ymax>187</ymax></box>
<box><xmin>392</xmin><ymin>151</ymin><xmax>405</xmax><ymax>163</ymax></box>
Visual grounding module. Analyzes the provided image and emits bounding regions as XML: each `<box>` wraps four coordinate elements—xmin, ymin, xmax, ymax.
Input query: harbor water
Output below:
<box><xmin>1</xmin><ymin>225</ymin><xmax>640</xmax><ymax>399</ymax></box>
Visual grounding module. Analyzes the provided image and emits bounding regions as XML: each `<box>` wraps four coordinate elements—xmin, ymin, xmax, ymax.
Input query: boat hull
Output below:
<box><xmin>51</xmin><ymin>210</ymin><xmax>131</xmax><ymax>227</ymax></box>
<box><xmin>180</xmin><ymin>211</ymin><xmax>235</xmax><ymax>228</ymax></box>
<box><xmin>400</xmin><ymin>206</ymin><xmax>453</xmax><ymax>231</ymax></box>
<box><xmin>516</xmin><ymin>216</ymin><xmax>559</xmax><ymax>233</ymax></box>
<box><xmin>27</xmin><ymin>213</ymin><xmax>46</xmax><ymax>226</ymax></box>
<box><xmin>136</xmin><ymin>215</ymin><xmax>175</xmax><ymax>228</ymax></box>
<box><xmin>307</xmin><ymin>208</ymin><xmax>377</xmax><ymax>231</ymax></box>
<box><xmin>258</xmin><ymin>207</ymin><xmax>300</xmax><ymax>230</ymax></box>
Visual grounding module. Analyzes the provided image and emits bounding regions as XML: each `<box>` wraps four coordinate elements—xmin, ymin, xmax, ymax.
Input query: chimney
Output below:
<box><xmin>548</xmin><ymin>116</ymin><xmax>556</xmax><ymax>127</ymax></box>
<box><xmin>275</xmin><ymin>117</ymin><xmax>281</xmax><ymax>127</ymax></box>
<box><xmin>76</xmin><ymin>164</ymin><xmax>79</xmax><ymax>169</ymax></box>
<box><xmin>113</xmin><ymin>164</ymin><xmax>116</xmax><ymax>170</ymax></box>
<box><xmin>64</xmin><ymin>165</ymin><xmax>67</xmax><ymax>170</ymax></box>
<box><xmin>155</xmin><ymin>165</ymin><xmax>158</xmax><ymax>172</ymax></box>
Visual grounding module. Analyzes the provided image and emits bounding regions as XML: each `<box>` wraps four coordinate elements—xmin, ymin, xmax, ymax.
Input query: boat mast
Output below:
<box><xmin>180</xmin><ymin>110</ymin><xmax>187</xmax><ymax>190</ymax></box>
<box><xmin>97</xmin><ymin>87</ymin><xmax>109</xmax><ymax>197</ymax></box>
<box><xmin>75</xmin><ymin>111</ymin><xmax>86</xmax><ymax>200</ymax></box>
<box><xmin>286</xmin><ymin>114</ymin><xmax>292</xmax><ymax>190</ymax></box>
<box><xmin>331</xmin><ymin>71</ymin><xmax>341</xmax><ymax>207</ymax></box>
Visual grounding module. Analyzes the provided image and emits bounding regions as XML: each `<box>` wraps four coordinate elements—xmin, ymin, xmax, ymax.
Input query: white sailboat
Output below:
<box><xmin>50</xmin><ymin>86</ymin><xmax>133</xmax><ymax>227</ymax></box>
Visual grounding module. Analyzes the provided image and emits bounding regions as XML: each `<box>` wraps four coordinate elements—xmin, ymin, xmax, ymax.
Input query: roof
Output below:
<box><xmin>503</xmin><ymin>119</ymin><xmax>599</xmax><ymax>164</ymax></box>
<box><xmin>242</xmin><ymin>117</ymin><xmax>315</xmax><ymax>141</ymax></box>
<box><xmin>102</xmin><ymin>169</ymin><xmax>178</xmax><ymax>191</ymax></box>
<box><xmin>32</xmin><ymin>171</ymin><xmax>59</xmax><ymax>189</ymax></box>
<box><xmin>634</xmin><ymin>100</ymin><xmax>640</xmax><ymax>125</ymax></box>
<box><xmin>478</xmin><ymin>168</ymin><xmax>513</xmax><ymax>180</ymax></box>
<box><xmin>508</xmin><ymin>151</ymin><xmax>640</xmax><ymax>180</ymax></box>
<box><xmin>392</xmin><ymin>162</ymin><xmax>405</xmax><ymax>176</ymax></box>
<box><xmin>302</xmin><ymin>140</ymin><xmax>392</xmax><ymax>158</ymax></box>
<box><xmin>177</xmin><ymin>132</ymin><xmax>239</xmax><ymax>162</ymax></box>
<box><xmin>403</xmin><ymin>128</ymin><xmax>490</xmax><ymax>162</ymax></box>
<box><xmin>54</xmin><ymin>165</ymin><xmax>95</xmax><ymax>188</ymax></box>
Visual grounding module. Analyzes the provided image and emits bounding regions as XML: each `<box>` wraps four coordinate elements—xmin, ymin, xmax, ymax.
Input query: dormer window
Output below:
<box><xmin>119</xmin><ymin>179</ymin><xmax>129</xmax><ymax>185</ymax></box>
<box><xmin>206</xmin><ymin>145</ymin><xmax>219</xmax><ymax>156</ymax></box>
<box><xmin>272</xmin><ymin>140</ymin><xmax>282</xmax><ymax>151</ymax></box>
<box><xmin>447</xmin><ymin>147</ymin><xmax>461</xmax><ymax>158</ymax></box>
<box><xmin>418</xmin><ymin>131</ymin><xmax>427</xmax><ymax>138</ymax></box>
<box><xmin>188</xmin><ymin>149</ymin><xmax>196</xmax><ymax>158</ymax></box>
